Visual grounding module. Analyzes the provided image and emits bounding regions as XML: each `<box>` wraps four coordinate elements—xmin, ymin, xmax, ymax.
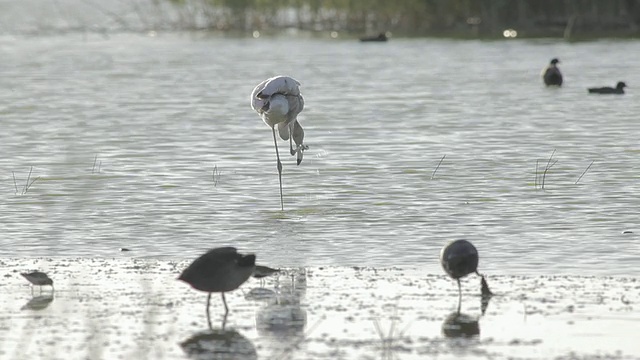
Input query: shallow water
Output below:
<box><xmin>1</xmin><ymin>31</ymin><xmax>640</xmax><ymax>276</ymax></box>
<box><xmin>2</xmin><ymin>259</ymin><xmax>639</xmax><ymax>360</ymax></box>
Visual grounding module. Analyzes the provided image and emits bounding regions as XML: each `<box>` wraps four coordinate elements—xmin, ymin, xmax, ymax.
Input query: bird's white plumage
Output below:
<box><xmin>251</xmin><ymin>76</ymin><xmax>304</xmax><ymax>128</ymax></box>
<box><xmin>250</xmin><ymin>76</ymin><xmax>307</xmax><ymax>210</ymax></box>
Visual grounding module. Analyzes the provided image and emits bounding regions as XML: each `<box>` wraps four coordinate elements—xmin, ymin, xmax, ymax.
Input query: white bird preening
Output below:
<box><xmin>251</xmin><ymin>76</ymin><xmax>307</xmax><ymax>210</ymax></box>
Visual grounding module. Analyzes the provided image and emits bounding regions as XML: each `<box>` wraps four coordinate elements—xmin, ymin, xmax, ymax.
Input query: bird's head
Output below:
<box><xmin>550</xmin><ymin>58</ymin><xmax>560</xmax><ymax>65</ymax></box>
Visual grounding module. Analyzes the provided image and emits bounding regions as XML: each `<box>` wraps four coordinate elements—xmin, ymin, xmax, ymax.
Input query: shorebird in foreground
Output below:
<box><xmin>440</xmin><ymin>239</ymin><xmax>492</xmax><ymax>304</ymax></box>
<box><xmin>20</xmin><ymin>271</ymin><xmax>54</xmax><ymax>294</ymax></box>
<box><xmin>542</xmin><ymin>58</ymin><xmax>563</xmax><ymax>86</ymax></box>
<box><xmin>179</xmin><ymin>247</ymin><xmax>256</xmax><ymax>327</ymax></box>
<box><xmin>251</xmin><ymin>75</ymin><xmax>306</xmax><ymax>210</ymax></box>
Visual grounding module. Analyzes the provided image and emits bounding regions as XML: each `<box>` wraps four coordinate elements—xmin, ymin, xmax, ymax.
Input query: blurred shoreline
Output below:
<box><xmin>1</xmin><ymin>0</ymin><xmax>639</xmax><ymax>39</ymax></box>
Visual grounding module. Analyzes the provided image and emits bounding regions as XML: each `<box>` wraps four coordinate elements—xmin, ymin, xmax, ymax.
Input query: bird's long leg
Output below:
<box><xmin>457</xmin><ymin>278</ymin><xmax>462</xmax><ymax>313</ymax></box>
<box><xmin>221</xmin><ymin>292</ymin><xmax>229</xmax><ymax>330</ymax></box>
<box><xmin>272</xmin><ymin>127</ymin><xmax>284</xmax><ymax>211</ymax></box>
<box><xmin>221</xmin><ymin>292</ymin><xmax>229</xmax><ymax>316</ymax></box>
<box><xmin>206</xmin><ymin>293</ymin><xmax>212</xmax><ymax>330</ymax></box>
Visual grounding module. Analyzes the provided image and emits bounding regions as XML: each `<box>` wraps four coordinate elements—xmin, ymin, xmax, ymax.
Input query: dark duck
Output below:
<box><xmin>542</xmin><ymin>58</ymin><xmax>563</xmax><ymax>86</ymax></box>
<box><xmin>588</xmin><ymin>81</ymin><xmax>627</xmax><ymax>94</ymax></box>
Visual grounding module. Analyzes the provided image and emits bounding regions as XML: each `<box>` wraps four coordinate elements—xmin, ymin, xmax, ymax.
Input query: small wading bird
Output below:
<box><xmin>20</xmin><ymin>271</ymin><xmax>54</xmax><ymax>294</ymax></box>
<box><xmin>252</xmin><ymin>265</ymin><xmax>280</xmax><ymax>279</ymax></box>
<box><xmin>542</xmin><ymin>58</ymin><xmax>563</xmax><ymax>86</ymax></box>
<box><xmin>251</xmin><ymin>76</ymin><xmax>307</xmax><ymax>211</ymax></box>
<box><xmin>179</xmin><ymin>247</ymin><xmax>256</xmax><ymax>328</ymax></box>
<box><xmin>440</xmin><ymin>240</ymin><xmax>493</xmax><ymax>306</ymax></box>
<box><xmin>588</xmin><ymin>81</ymin><xmax>627</xmax><ymax>95</ymax></box>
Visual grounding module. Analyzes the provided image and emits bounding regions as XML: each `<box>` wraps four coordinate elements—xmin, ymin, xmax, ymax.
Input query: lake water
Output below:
<box><xmin>1</xmin><ymin>28</ymin><xmax>639</xmax><ymax>276</ymax></box>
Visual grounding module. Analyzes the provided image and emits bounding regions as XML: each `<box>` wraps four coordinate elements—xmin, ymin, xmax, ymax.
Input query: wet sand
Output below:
<box><xmin>1</xmin><ymin>258</ymin><xmax>638</xmax><ymax>359</ymax></box>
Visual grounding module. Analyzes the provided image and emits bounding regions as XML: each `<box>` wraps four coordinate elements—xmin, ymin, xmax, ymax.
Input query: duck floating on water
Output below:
<box><xmin>588</xmin><ymin>81</ymin><xmax>627</xmax><ymax>95</ymax></box>
<box><xmin>359</xmin><ymin>32</ymin><xmax>388</xmax><ymax>42</ymax></box>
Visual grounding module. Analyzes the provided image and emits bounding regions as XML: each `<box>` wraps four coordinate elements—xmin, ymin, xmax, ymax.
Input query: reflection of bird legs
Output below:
<box><xmin>271</xmin><ymin>127</ymin><xmax>284</xmax><ymax>211</ymax></box>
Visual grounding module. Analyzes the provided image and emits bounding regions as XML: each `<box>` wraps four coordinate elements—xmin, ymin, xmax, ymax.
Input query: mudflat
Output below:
<box><xmin>1</xmin><ymin>258</ymin><xmax>638</xmax><ymax>359</ymax></box>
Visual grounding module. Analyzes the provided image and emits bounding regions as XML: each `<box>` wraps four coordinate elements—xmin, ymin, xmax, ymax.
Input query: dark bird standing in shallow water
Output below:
<box><xmin>588</xmin><ymin>81</ymin><xmax>627</xmax><ymax>94</ymax></box>
<box><xmin>179</xmin><ymin>247</ymin><xmax>256</xmax><ymax>325</ymax></box>
<box><xmin>542</xmin><ymin>58</ymin><xmax>563</xmax><ymax>86</ymax></box>
<box><xmin>21</xmin><ymin>271</ymin><xmax>54</xmax><ymax>294</ymax></box>
<box><xmin>440</xmin><ymin>240</ymin><xmax>493</xmax><ymax>302</ymax></box>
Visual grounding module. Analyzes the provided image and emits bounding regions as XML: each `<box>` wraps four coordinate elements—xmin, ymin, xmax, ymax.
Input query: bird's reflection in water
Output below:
<box><xmin>21</xmin><ymin>294</ymin><xmax>54</xmax><ymax>311</ymax></box>
<box><xmin>180</xmin><ymin>325</ymin><xmax>257</xmax><ymax>360</ymax></box>
<box><xmin>442</xmin><ymin>312</ymin><xmax>480</xmax><ymax>338</ymax></box>
<box><xmin>248</xmin><ymin>268</ymin><xmax>308</xmax><ymax>356</ymax></box>
<box><xmin>256</xmin><ymin>300</ymin><xmax>307</xmax><ymax>337</ymax></box>
<box><xmin>245</xmin><ymin>287</ymin><xmax>277</xmax><ymax>302</ymax></box>
<box><xmin>442</xmin><ymin>294</ymin><xmax>492</xmax><ymax>338</ymax></box>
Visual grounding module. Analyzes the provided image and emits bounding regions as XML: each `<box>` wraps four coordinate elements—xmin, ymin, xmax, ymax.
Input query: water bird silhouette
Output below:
<box><xmin>179</xmin><ymin>247</ymin><xmax>256</xmax><ymax>328</ymax></box>
<box><xmin>359</xmin><ymin>32</ymin><xmax>388</xmax><ymax>42</ymax></box>
<box><xmin>20</xmin><ymin>271</ymin><xmax>54</xmax><ymax>294</ymax></box>
<box><xmin>542</xmin><ymin>58</ymin><xmax>563</xmax><ymax>86</ymax></box>
<box><xmin>588</xmin><ymin>81</ymin><xmax>626</xmax><ymax>94</ymax></box>
<box><xmin>251</xmin><ymin>76</ymin><xmax>307</xmax><ymax>210</ymax></box>
<box><xmin>440</xmin><ymin>239</ymin><xmax>493</xmax><ymax>303</ymax></box>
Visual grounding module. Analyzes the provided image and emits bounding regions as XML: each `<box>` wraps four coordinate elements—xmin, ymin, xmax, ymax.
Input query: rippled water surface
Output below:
<box><xmin>1</xmin><ymin>32</ymin><xmax>639</xmax><ymax>275</ymax></box>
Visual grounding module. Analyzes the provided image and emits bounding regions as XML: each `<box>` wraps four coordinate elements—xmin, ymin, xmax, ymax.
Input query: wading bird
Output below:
<box><xmin>20</xmin><ymin>271</ymin><xmax>54</xmax><ymax>294</ymax></box>
<box><xmin>588</xmin><ymin>81</ymin><xmax>627</xmax><ymax>94</ymax></box>
<box><xmin>542</xmin><ymin>58</ymin><xmax>563</xmax><ymax>86</ymax></box>
<box><xmin>252</xmin><ymin>265</ymin><xmax>280</xmax><ymax>279</ymax></box>
<box><xmin>440</xmin><ymin>239</ymin><xmax>492</xmax><ymax>304</ymax></box>
<box><xmin>179</xmin><ymin>247</ymin><xmax>256</xmax><ymax>327</ymax></box>
<box><xmin>251</xmin><ymin>76</ymin><xmax>306</xmax><ymax>210</ymax></box>
<box><xmin>252</xmin><ymin>264</ymin><xmax>280</xmax><ymax>287</ymax></box>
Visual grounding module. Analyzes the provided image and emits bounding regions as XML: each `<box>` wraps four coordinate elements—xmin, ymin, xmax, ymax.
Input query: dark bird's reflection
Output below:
<box><xmin>442</xmin><ymin>311</ymin><xmax>480</xmax><ymax>338</ymax></box>
<box><xmin>21</xmin><ymin>294</ymin><xmax>54</xmax><ymax>311</ymax></box>
<box><xmin>180</xmin><ymin>327</ymin><xmax>257</xmax><ymax>360</ymax></box>
<box><xmin>442</xmin><ymin>294</ymin><xmax>492</xmax><ymax>338</ymax></box>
